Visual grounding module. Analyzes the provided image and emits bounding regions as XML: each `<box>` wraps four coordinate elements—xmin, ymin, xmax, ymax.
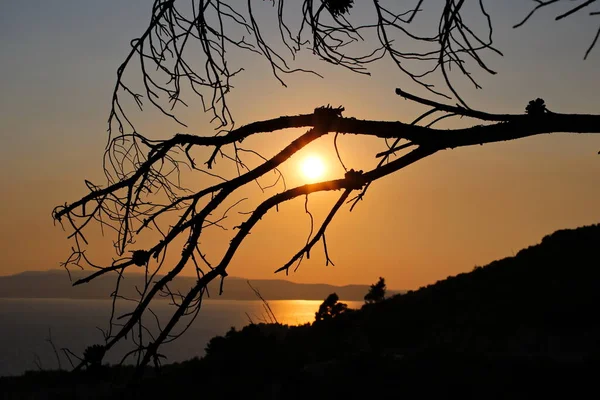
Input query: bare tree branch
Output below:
<box><xmin>53</xmin><ymin>0</ymin><xmax>600</xmax><ymax>373</ymax></box>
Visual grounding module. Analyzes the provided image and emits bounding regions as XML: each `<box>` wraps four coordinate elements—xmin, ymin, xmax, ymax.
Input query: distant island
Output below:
<box><xmin>0</xmin><ymin>270</ymin><xmax>399</xmax><ymax>301</ymax></box>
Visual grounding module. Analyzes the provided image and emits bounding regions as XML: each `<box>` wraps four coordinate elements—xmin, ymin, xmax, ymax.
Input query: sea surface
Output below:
<box><xmin>0</xmin><ymin>298</ymin><xmax>362</xmax><ymax>377</ymax></box>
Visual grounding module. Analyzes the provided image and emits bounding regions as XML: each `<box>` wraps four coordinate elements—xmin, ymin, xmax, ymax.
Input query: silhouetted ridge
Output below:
<box><xmin>190</xmin><ymin>223</ymin><xmax>600</xmax><ymax>397</ymax></box>
<box><xmin>2</xmin><ymin>224</ymin><xmax>599</xmax><ymax>398</ymax></box>
<box><xmin>362</xmin><ymin>224</ymin><xmax>600</xmax><ymax>354</ymax></box>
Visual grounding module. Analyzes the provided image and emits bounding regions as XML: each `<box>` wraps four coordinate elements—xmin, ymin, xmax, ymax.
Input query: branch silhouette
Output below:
<box><xmin>52</xmin><ymin>0</ymin><xmax>600</xmax><ymax>373</ymax></box>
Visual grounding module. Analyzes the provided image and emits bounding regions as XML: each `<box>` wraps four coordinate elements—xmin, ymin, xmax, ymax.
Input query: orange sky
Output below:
<box><xmin>1</xmin><ymin>1</ymin><xmax>599</xmax><ymax>291</ymax></box>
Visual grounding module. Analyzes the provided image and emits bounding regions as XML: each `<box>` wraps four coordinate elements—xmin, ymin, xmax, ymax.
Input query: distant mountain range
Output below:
<box><xmin>0</xmin><ymin>270</ymin><xmax>394</xmax><ymax>301</ymax></box>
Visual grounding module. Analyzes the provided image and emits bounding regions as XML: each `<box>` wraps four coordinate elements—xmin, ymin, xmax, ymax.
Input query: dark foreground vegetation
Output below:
<box><xmin>3</xmin><ymin>224</ymin><xmax>599</xmax><ymax>399</ymax></box>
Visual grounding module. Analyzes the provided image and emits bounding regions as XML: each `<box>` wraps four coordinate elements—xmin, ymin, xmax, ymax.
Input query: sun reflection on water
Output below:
<box><xmin>248</xmin><ymin>300</ymin><xmax>363</xmax><ymax>325</ymax></box>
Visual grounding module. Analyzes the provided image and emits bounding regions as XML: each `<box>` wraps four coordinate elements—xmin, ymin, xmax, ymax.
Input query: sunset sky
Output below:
<box><xmin>1</xmin><ymin>0</ymin><xmax>599</xmax><ymax>291</ymax></box>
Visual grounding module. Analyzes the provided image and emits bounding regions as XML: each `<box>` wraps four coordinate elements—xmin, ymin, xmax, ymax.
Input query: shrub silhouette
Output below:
<box><xmin>82</xmin><ymin>344</ymin><xmax>106</xmax><ymax>375</ymax></box>
<box><xmin>315</xmin><ymin>293</ymin><xmax>348</xmax><ymax>322</ymax></box>
<box><xmin>364</xmin><ymin>277</ymin><xmax>386</xmax><ymax>304</ymax></box>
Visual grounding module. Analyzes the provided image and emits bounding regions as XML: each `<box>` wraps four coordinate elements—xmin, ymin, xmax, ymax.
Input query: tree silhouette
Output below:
<box><xmin>82</xmin><ymin>345</ymin><xmax>106</xmax><ymax>374</ymax></box>
<box><xmin>315</xmin><ymin>293</ymin><xmax>348</xmax><ymax>322</ymax></box>
<box><xmin>365</xmin><ymin>277</ymin><xmax>386</xmax><ymax>304</ymax></box>
<box><xmin>51</xmin><ymin>0</ymin><xmax>600</xmax><ymax>372</ymax></box>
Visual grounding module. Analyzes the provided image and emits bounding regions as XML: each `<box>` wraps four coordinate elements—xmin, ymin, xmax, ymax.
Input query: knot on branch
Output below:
<box><xmin>344</xmin><ymin>169</ymin><xmax>365</xmax><ymax>190</ymax></box>
<box><xmin>52</xmin><ymin>206</ymin><xmax>64</xmax><ymax>223</ymax></box>
<box><xmin>324</xmin><ymin>0</ymin><xmax>354</xmax><ymax>17</ymax></box>
<box><xmin>234</xmin><ymin>221</ymin><xmax>250</xmax><ymax>233</ymax></box>
<box><xmin>525</xmin><ymin>98</ymin><xmax>547</xmax><ymax>116</ymax></box>
<box><xmin>314</xmin><ymin>104</ymin><xmax>344</xmax><ymax>131</ymax></box>
<box><xmin>131</xmin><ymin>250</ymin><xmax>151</xmax><ymax>266</ymax></box>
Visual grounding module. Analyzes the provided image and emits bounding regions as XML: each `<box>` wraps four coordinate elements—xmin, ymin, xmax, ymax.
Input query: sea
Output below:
<box><xmin>0</xmin><ymin>298</ymin><xmax>362</xmax><ymax>377</ymax></box>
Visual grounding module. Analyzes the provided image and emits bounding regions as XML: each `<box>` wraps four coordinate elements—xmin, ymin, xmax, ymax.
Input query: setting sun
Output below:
<box><xmin>300</xmin><ymin>155</ymin><xmax>326</xmax><ymax>182</ymax></box>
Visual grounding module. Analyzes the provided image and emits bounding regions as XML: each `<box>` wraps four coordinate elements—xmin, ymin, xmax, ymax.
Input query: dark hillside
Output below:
<box><xmin>357</xmin><ymin>223</ymin><xmax>600</xmax><ymax>357</ymax></box>
<box><xmin>2</xmin><ymin>224</ymin><xmax>599</xmax><ymax>399</ymax></box>
<box><xmin>190</xmin><ymin>223</ymin><xmax>600</xmax><ymax>397</ymax></box>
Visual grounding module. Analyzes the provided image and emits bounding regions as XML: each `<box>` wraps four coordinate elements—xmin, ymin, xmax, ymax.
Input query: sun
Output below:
<box><xmin>300</xmin><ymin>155</ymin><xmax>326</xmax><ymax>182</ymax></box>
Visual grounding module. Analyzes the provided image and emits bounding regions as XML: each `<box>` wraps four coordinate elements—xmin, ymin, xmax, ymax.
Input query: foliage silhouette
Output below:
<box><xmin>50</xmin><ymin>0</ymin><xmax>600</xmax><ymax>371</ymax></box>
<box><xmin>315</xmin><ymin>293</ymin><xmax>349</xmax><ymax>322</ymax></box>
<box><xmin>364</xmin><ymin>277</ymin><xmax>386</xmax><ymax>304</ymax></box>
<box><xmin>82</xmin><ymin>345</ymin><xmax>105</xmax><ymax>369</ymax></box>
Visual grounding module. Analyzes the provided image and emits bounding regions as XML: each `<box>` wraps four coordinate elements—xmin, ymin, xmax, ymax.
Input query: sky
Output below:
<box><xmin>1</xmin><ymin>0</ymin><xmax>599</xmax><ymax>291</ymax></box>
